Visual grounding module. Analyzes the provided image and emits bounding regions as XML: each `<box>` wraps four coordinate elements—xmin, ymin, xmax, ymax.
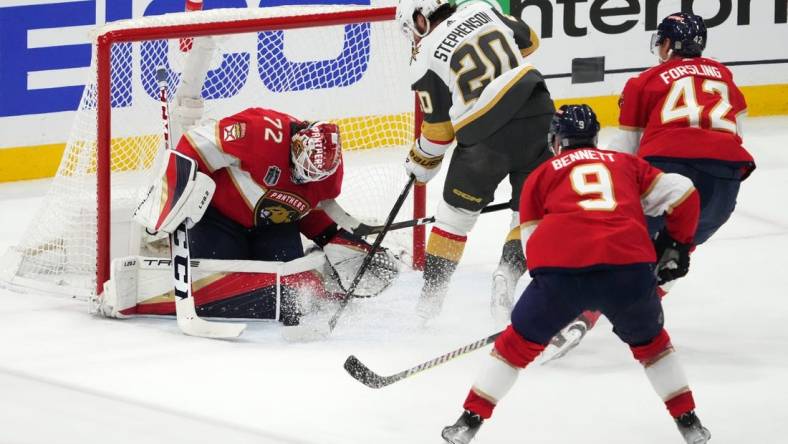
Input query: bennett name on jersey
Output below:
<box><xmin>550</xmin><ymin>148</ymin><xmax>616</xmax><ymax>170</ymax></box>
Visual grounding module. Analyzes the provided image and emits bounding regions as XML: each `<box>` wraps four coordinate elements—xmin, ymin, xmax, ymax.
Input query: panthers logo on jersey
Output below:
<box><xmin>253</xmin><ymin>190</ymin><xmax>310</xmax><ymax>226</ymax></box>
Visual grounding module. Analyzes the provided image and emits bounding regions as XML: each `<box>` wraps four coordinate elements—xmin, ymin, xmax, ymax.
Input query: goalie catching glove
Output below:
<box><xmin>653</xmin><ymin>229</ymin><xmax>692</xmax><ymax>285</ymax></box>
<box><xmin>316</xmin><ymin>227</ymin><xmax>400</xmax><ymax>298</ymax></box>
<box><xmin>133</xmin><ymin>151</ymin><xmax>215</xmax><ymax>234</ymax></box>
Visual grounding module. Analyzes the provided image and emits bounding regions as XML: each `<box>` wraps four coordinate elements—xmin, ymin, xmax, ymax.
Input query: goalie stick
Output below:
<box><xmin>157</xmin><ymin>67</ymin><xmax>246</xmax><ymax>339</ymax></box>
<box><xmin>344</xmin><ymin>330</ymin><xmax>503</xmax><ymax>389</ymax></box>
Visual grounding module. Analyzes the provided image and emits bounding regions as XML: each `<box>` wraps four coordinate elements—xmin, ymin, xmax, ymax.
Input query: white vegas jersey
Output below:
<box><xmin>410</xmin><ymin>1</ymin><xmax>549</xmax><ymax>150</ymax></box>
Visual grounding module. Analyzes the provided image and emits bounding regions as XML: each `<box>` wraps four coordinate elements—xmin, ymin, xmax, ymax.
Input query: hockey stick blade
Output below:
<box><xmin>343</xmin><ymin>331</ymin><xmax>503</xmax><ymax>389</ymax></box>
<box><xmin>343</xmin><ymin>355</ymin><xmax>398</xmax><ymax>389</ymax></box>
<box><xmin>177</xmin><ymin>312</ymin><xmax>246</xmax><ymax>339</ymax></box>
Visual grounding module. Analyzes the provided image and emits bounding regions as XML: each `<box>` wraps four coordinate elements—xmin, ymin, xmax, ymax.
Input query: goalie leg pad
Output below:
<box><xmin>92</xmin><ymin>256</ymin><xmax>144</xmax><ymax>318</ymax></box>
<box><xmin>192</xmin><ymin>270</ymin><xmax>328</xmax><ymax>322</ymax></box>
<box><xmin>98</xmin><ymin>252</ymin><xmax>329</xmax><ymax>323</ymax></box>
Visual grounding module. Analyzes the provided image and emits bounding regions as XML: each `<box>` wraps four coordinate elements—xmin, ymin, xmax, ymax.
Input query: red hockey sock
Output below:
<box><xmin>630</xmin><ymin>329</ymin><xmax>672</xmax><ymax>364</ymax></box>
<box><xmin>494</xmin><ymin>325</ymin><xmax>546</xmax><ymax>368</ymax></box>
<box><xmin>666</xmin><ymin>390</ymin><xmax>696</xmax><ymax>418</ymax></box>
<box><xmin>463</xmin><ymin>389</ymin><xmax>497</xmax><ymax>419</ymax></box>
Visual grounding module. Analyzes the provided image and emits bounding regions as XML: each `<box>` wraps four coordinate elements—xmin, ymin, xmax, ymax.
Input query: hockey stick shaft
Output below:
<box><xmin>156</xmin><ymin>67</ymin><xmax>176</xmax><ymax>152</ymax></box>
<box><xmin>344</xmin><ymin>330</ymin><xmax>503</xmax><ymax>389</ymax></box>
<box><xmin>353</xmin><ymin>202</ymin><xmax>510</xmax><ymax>236</ymax></box>
<box><xmin>327</xmin><ymin>175</ymin><xmax>417</xmax><ymax>331</ymax></box>
<box><xmin>157</xmin><ymin>67</ymin><xmax>244</xmax><ymax>338</ymax></box>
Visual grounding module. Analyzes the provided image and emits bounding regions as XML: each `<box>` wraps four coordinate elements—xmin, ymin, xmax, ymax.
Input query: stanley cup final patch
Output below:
<box><xmin>264</xmin><ymin>166</ymin><xmax>281</xmax><ymax>186</ymax></box>
<box><xmin>223</xmin><ymin>122</ymin><xmax>246</xmax><ymax>142</ymax></box>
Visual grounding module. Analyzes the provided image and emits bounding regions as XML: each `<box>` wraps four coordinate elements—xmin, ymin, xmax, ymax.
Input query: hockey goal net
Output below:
<box><xmin>0</xmin><ymin>4</ymin><xmax>425</xmax><ymax>299</ymax></box>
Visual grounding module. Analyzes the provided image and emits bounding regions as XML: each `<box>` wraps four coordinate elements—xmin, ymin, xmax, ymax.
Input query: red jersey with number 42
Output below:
<box><xmin>519</xmin><ymin>148</ymin><xmax>699</xmax><ymax>273</ymax></box>
<box><xmin>619</xmin><ymin>57</ymin><xmax>754</xmax><ymax>170</ymax></box>
<box><xmin>175</xmin><ymin>107</ymin><xmax>343</xmax><ymax>229</ymax></box>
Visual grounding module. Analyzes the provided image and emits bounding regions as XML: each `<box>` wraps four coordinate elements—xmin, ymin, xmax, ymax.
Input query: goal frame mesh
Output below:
<box><xmin>91</xmin><ymin>6</ymin><xmax>426</xmax><ymax>296</ymax></box>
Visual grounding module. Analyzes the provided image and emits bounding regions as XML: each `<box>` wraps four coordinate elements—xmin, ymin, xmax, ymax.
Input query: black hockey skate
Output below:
<box><xmin>675</xmin><ymin>411</ymin><xmax>711</xmax><ymax>443</ymax></box>
<box><xmin>441</xmin><ymin>411</ymin><xmax>483</xmax><ymax>444</ymax></box>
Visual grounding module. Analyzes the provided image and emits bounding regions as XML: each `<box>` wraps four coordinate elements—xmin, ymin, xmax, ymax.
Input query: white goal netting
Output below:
<box><xmin>0</xmin><ymin>5</ymin><xmax>419</xmax><ymax>298</ymax></box>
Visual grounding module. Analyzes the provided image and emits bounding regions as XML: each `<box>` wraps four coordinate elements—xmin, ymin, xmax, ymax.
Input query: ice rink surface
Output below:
<box><xmin>0</xmin><ymin>117</ymin><xmax>787</xmax><ymax>443</ymax></box>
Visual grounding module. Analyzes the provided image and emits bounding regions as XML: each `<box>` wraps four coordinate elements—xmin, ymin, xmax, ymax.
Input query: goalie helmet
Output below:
<box><xmin>651</xmin><ymin>12</ymin><xmax>707</xmax><ymax>59</ymax></box>
<box><xmin>291</xmin><ymin>121</ymin><xmax>342</xmax><ymax>183</ymax></box>
<box><xmin>547</xmin><ymin>104</ymin><xmax>600</xmax><ymax>156</ymax></box>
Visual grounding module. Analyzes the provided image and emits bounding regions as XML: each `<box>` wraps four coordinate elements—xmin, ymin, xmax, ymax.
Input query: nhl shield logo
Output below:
<box><xmin>223</xmin><ymin>122</ymin><xmax>246</xmax><ymax>142</ymax></box>
<box><xmin>264</xmin><ymin>166</ymin><xmax>281</xmax><ymax>186</ymax></box>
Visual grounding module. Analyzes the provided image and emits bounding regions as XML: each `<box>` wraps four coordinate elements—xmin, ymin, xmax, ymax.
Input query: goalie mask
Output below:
<box><xmin>291</xmin><ymin>121</ymin><xmax>341</xmax><ymax>184</ymax></box>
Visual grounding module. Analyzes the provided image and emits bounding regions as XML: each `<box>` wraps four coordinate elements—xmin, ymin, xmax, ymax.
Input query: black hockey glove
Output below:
<box><xmin>653</xmin><ymin>229</ymin><xmax>692</xmax><ymax>285</ymax></box>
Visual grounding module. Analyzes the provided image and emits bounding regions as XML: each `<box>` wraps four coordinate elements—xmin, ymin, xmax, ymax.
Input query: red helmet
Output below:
<box><xmin>291</xmin><ymin>121</ymin><xmax>341</xmax><ymax>183</ymax></box>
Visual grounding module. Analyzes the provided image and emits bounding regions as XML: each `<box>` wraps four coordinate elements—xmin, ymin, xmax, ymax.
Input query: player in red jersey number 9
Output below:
<box><xmin>441</xmin><ymin>105</ymin><xmax>710</xmax><ymax>444</ymax></box>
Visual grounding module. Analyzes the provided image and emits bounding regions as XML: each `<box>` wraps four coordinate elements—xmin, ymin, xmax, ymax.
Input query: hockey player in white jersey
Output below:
<box><xmin>396</xmin><ymin>0</ymin><xmax>554</xmax><ymax>324</ymax></box>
